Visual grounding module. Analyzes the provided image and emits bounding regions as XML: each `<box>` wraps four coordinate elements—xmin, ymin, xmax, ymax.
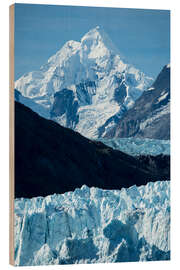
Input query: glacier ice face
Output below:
<box><xmin>99</xmin><ymin>138</ymin><xmax>170</xmax><ymax>156</ymax></box>
<box><xmin>15</xmin><ymin>26</ymin><xmax>153</xmax><ymax>139</ymax></box>
<box><xmin>14</xmin><ymin>181</ymin><xmax>170</xmax><ymax>266</ymax></box>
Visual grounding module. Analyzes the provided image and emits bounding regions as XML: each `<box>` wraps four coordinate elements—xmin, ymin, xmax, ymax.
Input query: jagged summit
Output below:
<box><xmin>45</xmin><ymin>26</ymin><xmax>119</xmax><ymax>69</ymax></box>
<box><xmin>15</xmin><ymin>26</ymin><xmax>153</xmax><ymax>139</ymax></box>
<box><xmin>81</xmin><ymin>25</ymin><xmax>105</xmax><ymax>39</ymax></box>
<box><xmin>81</xmin><ymin>26</ymin><xmax>120</xmax><ymax>55</ymax></box>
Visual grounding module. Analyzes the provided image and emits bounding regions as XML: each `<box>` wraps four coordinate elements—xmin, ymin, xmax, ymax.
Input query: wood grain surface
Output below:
<box><xmin>9</xmin><ymin>4</ymin><xmax>14</xmax><ymax>266</ymax></box>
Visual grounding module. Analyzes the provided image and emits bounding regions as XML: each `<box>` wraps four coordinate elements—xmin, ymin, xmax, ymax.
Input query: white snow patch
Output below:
<box><xmin>147</xmin><ymin>87</ymin><xmax>155</xmax><ymax>91</ymax></box>
<box><xmin>158</xmin><ymin>92</ymin><xmax>169</xmax><ymax>102</ymax></box>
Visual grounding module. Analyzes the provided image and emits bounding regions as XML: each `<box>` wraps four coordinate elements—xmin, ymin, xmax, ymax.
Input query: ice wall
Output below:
<box><xmin>14</xmin><ymin>181</ymin><xmax>170</xmax><ymax>266</ymax></box>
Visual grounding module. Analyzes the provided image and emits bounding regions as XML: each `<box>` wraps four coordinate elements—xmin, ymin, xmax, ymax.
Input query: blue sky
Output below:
<box><xmin>15</xmin><ymin>4</ymin><xmax>170</xmax><ymax>80</ymax></box>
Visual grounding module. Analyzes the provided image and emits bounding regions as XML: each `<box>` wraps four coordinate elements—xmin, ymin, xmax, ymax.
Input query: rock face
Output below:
<box><xmin>14</xmin><ymin>181</ymin><xmax>170</xmax><ymax>266</ymax></box>
<box><xmin>50</xmin><ymin>89</ymin><xmax>79</xmax><ymax>129</ymax></box>
<box><xmin>15</xmin><ymin>26</ymin><xmax>153</xmax><ymax>138</ymax></box>
<box><xmin>15</xmin><ymin>101</ymin><xmax>170</xmax><ymax>198</ymax></box>
<box><xmin>103</xmin><ymin>64</ymin><xmax>170</xmax><ymax>139</ymax></box>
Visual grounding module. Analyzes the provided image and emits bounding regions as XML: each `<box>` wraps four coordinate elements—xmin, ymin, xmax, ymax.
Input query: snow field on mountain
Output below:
<box><xmin>14</xmin><ymin>181</ymin><xmax>170</xmax><ymax>266</ymax></box>
<box><xmin>76</xmin><ymin>102</ymin><xmax>120</xmax><ymax>138</ymax></box>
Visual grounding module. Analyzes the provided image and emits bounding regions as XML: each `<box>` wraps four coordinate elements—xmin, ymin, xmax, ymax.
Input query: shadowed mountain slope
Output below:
<box><xmin>103</xmin><ymin>64</ymin><xmax>170</xmax><ymax>139</ymax></box>
<box><xmin>15</xmin><ymin>101</ymin><xmax>170</xmax><ymax>198</ymax></box>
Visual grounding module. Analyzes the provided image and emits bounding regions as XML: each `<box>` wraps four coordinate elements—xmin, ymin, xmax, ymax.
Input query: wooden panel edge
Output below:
<box><xmin>9</xmin><ymin>4</ymin><xmax>15</xmax><ymax>266</ymax></box>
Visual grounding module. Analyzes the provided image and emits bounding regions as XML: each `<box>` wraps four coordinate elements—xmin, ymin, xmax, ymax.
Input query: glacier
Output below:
<box><xmin>15</xmin><ymin>26</ymin><xmax>153</xmax><ymax>138</ymax></box>
<box><xmin>99</xmin><ymin>138</ymin><xmax>170</xmax><ymax>156</ymax></box>
<box><xmin>14</xmin><ymin>181</ymin><xmax>170</xmax><ymax>266</ymax></box>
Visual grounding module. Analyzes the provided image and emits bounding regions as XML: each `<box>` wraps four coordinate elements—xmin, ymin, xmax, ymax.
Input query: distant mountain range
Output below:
<box><xmin>15</xmin><ymin>101</ymin><xmax>170</xmax><ymax>198</ymax></box>
<box><xmin>15</xmin><ymin>26</ymin><xmax>153</xmax><ymax>139</ymax></box>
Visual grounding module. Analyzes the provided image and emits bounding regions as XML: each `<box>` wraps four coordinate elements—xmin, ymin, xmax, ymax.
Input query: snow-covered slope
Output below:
<box><xmin>14</xmin><ymin>181</ymin><xmax>170</xmax><ymax>266</ymax></box>
<box><xmin>15</xmin><ymin>89</ymin><xmax>50</xmax><ymax>119</ymax></box>
<box><xmin>15</xmin><ymin>26</ymin><xmax>153</xmax><ymax>138</ymax></box>
<box><xmin>99</xmin><ymin>138</ymin><xmax>170</xmax><ymax>156</ymax></box>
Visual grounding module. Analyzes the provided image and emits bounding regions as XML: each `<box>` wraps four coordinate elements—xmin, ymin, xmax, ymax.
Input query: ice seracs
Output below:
<box><xmin>100</xmin><ymin>138</ymin><xmax>170</xmax><ymax>156</ymax></box>
<box><xmin>15</xmin><ymin>26</ymin><xmax>153</xmax><ymax>138</ymax></box>
<box><xmin>14</xmin><ymin>181</ymin><xmax>170</xmax><ymax>266</ymax></box>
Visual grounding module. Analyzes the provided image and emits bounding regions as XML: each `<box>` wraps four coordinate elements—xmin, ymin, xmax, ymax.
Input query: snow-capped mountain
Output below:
<box><xmin>14</xmin><ymin>181</ymin><xmax>170</xmax><ymax>266</ymax></box>
<box><xmin>102</xmin><ymin>64</ymin><xmax>170</xmax><ymax>139</ymax></box>
<box><xmin>15</xmin><ymin>26</ymin><xmax>153</xmax><ymax>138</ymax></box>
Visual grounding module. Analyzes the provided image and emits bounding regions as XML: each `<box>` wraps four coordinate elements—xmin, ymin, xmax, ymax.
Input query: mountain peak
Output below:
<box><xmin>15</xmin><ymin>26</ymin><xmax>153</xmax><ymax>139</ymax></box>
<box><xmin>82</xmin><ymin>25</ymin><xmax>105</xmax><ymax>36</ymax></box>
<box><xmin>81</xmin><ymin>26</ymin><xmax>119</xmax><ymax>55</ymax></box>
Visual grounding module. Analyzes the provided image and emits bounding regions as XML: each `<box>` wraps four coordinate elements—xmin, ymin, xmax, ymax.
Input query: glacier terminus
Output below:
<box><xmin>14</xmin><ymin>181</ymin><xmax>170</xmax><ymax>266</ymax></box>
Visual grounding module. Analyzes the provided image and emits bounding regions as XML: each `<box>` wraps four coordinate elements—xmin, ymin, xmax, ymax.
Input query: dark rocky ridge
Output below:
<box><xmin>50</xmin><ymin>80</ymin><xmax>96</xmax><ymax>129</ymax></box>
<box><xmin>102</xmin><ymin>65</ymin><xmax>170</xmax><ymax>139</ymax></box>
<box><xmin>15</xmin><ymin>101</ymin><xmax>170</xmax><ymax>198</ymax></box>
